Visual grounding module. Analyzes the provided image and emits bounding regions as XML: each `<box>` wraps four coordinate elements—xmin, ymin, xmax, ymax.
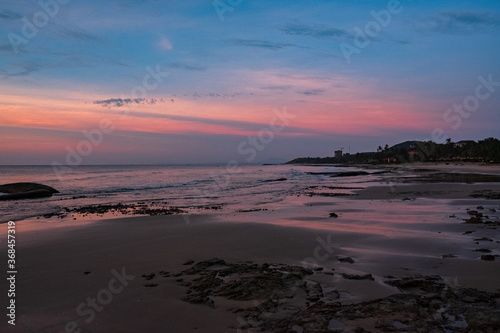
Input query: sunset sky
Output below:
<box><xmin>1</xmin><ymin>0</ymin><xmax>499</xmax><ymax>165</ymax></box>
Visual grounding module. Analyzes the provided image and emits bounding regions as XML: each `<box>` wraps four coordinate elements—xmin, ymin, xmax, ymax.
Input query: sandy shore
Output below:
<box><xmin>1</xmin><ymin>212</ymin><xmax>499</xmax><ymax>332</ymax></box>
<box><xmin>1</xmin><ymin>163</ymin><xmax>500</xmax><ymax>332</ymax></box>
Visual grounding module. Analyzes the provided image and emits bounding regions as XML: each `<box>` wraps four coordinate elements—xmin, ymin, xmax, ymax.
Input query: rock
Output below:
<box><xmin>341</xmin><ymin>273</ymin><xmax>374</xmax><ymax>281</ymax></box>
<box><xmin>473</xmin><ymin>249</ymin><xmax>492</xmax><ymax>253</ymax></box>
<box><xmin>481</xmin><ymin>255</ymin><xmax>495</xmax><ymax>261</ymax></box>
<box><xmin>183</xmin><ymin>259</ymin><xmax>194</xmax><ymax>265</ymax></box>
<box><xmin>0</xmin><ymin>182</ymin><xmax>58</xmax><ymax>194</ymax></box>
<box><xmin>471</xmin><ymin>190</ymin><xmax>500</xmax><ymax>199</ymax></box>
<box><xmin>0</xmin><ymin>182</ymin><xmax>58</xmax><ymax>201</ymax></box>
<box><xmin>262</xmin><ymin>177</ymin><xmax>288</xmax><ymax>183</ymax></box>
<box><xmin>329</xmin><ymin>212</ymin><xmax>338</xmax><ymax>218</ymax></box>
<box><xmin>385</xmin><ymin>275</ymin><xmax>444</xmax><ymax>293</ymax></box>
<box><xmin>467</xmin><ymin>210</ymin><xmax>482</xmax><ymax>217</ymax></box>
<box><xmin>473</xmin><ymin>237</ymin><xmax>493</xmax><ymax>242</ymax></box>
<box><xmin>66</xmin><ymin>203</ymin><xmax>186</xmax><ymax>217</ymax></box>
<box><xmin>306</xmin><ymin>282</ymin><xmax>324</xmax><ymax>301</ymax></box>
<box><xmin>176</xmin><ymin>259</ymin><xmax>314</xmax><ymax>305</ymax></box>
<box><xmin>0</xmin><ymin>189</ymin><xmax>54</xmax><ymax>200</ymax></box>
<box><xmin>337</xmin><ymin>256</ymin><xmax>355</xmax><ymax>264</ymax></box>
<box><xmin>172</xmin><ymin>261</ymin><xmax>500</xmax><ymax>332</ymax></box>
<box><xmin>464</xmin><ymin>216</ymin><xmax>483</xmax><ymax>224</ymax></box>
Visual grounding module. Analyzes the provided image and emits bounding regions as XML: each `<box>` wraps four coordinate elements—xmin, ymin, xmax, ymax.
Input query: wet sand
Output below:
<box><xmin>1</xmin><ymin>163</ymin><xmax>500</xmax><ymax>332</ymax></box>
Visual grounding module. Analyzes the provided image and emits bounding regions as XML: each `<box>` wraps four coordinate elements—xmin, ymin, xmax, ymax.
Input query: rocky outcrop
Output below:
<box><xmin>0</xmin><ymin>182</ymin><xmax>59</xmax><ymax>201</ymax></box>
<box><xmin>166</xmin><ymin>259</ymin><xmax>500</xmax><ymax>332</ymax></box>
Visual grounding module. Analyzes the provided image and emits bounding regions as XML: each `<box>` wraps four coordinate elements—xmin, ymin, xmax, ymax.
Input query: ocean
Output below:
<box><xmin>0</xmin><ymin>164</ymin><xmax>385</xmax><ymax>223</ymax></box>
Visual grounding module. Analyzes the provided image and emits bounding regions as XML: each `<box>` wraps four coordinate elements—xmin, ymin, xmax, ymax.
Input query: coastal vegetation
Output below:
<box><xmin>287</xmin><ymin>137</ymin><xmax>500</xmax><ymax>165</ymax></box>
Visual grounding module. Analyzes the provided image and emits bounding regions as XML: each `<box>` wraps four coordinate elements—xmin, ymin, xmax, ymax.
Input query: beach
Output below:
<box><xmin>1</xmin><ymin>163</ymin><xmax>500</xmax><ymax>332</ymax></box>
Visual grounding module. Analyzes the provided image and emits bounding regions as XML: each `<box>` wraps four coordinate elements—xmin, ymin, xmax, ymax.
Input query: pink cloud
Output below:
<box><xmin>159</xmin><ymin>37</ymin><xmax>173</xmax><ymax>50</ymax></box>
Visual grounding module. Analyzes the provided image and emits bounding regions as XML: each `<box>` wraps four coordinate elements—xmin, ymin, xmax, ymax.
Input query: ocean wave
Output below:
<box><xmin>70</xmin><ymin>179</ymin><xmax>211</xmax><ymax>196</ymax></box>
<box><xmin>290</xmin><ymin>169</ymin><xmax>304</xmax><ymax>175</ymax></box>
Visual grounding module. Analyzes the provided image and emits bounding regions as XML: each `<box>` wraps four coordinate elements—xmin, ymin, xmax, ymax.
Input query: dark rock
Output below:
<box><xmin>175</xmin><ymin>259</ymin><xmax>314</xmax><ymax>307</ymax></box>
<box><xmin>305</xmin><ymin>192</ymin><xmax>357</xmax><ymax>197</ymax></box>
<box><xmin>0</xmin><ymin>182</ymin><xmax>58</xmax><ymax>194</ymax></box>
<box><xmin>442</xmin><ymin>254</ymin><xmax>457</xmax><ymax>259</ymax></box>
<box><xmin>0</xmin><ymin>182</ymin><xmax>59</xmax><ymax>201</ymax></box>
<box><xmin>385</xmin><ymin>275</ymin><xmax>444</xmax><ymax>293</ymax></box>
<box><xmin>306</xmin><ymin>282</ymin><xmax>324</xmax><ymax>301</ymax></box>
<box><xmin>262</xmin><ymin>178</ymin><xmax>288</xmax><ymax>182</ymax></box>
<box><xmin>473</xmin><ymin>249</ymin><xmax>492</xmax><ymax>253</ymax></box>
<box><xmin>473</xmin><ymin>237</ymin><xmax>493</xmax><ymax>242</ymax></box>
<box><xmin>337</xmin><ymin>256</ymin><xmax>355</xmax><ymax>263</ymax></box>
<box><xmin>467</xmin><ymin>210</ymin><xmax>482</xmax><ymax>217</ymax></box>
<box><xmin>172</xmin><ymin>260</ymin><xmax>500</xmax><ymax>332</ymax></box>
<box><xmin>341</xmin><ymin>273</ymin><xmax>374</xmax><ymax>281</ymax></box>
<box><xmin>181</xmin><ymin>258</ymin><xmax>227</xmax><ymax>275</ymax></box>
<box><xmin>465</xmin><ymin>216</ymin><xmax>483</xmax><ymax>224</ymax></box>
<box><xmin>141</xmin><ymin>273</ymin><xmax>155</xmax><ymax>280</ymax></box>
<box><xmin>66</xmin><ymin>203</ymin><xmax>186</xmax><ymax>217</ymax></box>
<box><xmin>0</xmin><ymin>189</ymin><xmax>53</xmax><ymax>201</ymax></box>
<box><xmin>329</xmin><ymin>212</ymin><xmax>338</xmax><ymax>218</ymax></box>
<box><xmin>471</xmin><ymin>190</ymin><xmax>500</xmax><ymax>199</ymax></box>
<box><xmin>183</xmin><ymin>259</ymin><xmax>195</xmax><ymax>265</ymax></box>
<box><xmin>481</xmin><ymin>255</ymin><xmax>495</xmax><ymax>261</ymax></box>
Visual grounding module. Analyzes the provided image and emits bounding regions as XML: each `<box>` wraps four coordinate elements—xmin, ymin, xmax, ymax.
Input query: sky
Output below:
<box><xmin>0</xmin><ymin>0</ymin><xmax>499</xmax><ymax>165</ymax></box>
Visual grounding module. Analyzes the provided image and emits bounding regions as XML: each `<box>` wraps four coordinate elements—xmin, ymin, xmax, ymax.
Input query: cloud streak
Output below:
<box><xmin>419</xmin><ymin>11</ymin><xmax>500</xmax><ymax>34</ymax></box>
<box><xmin>0</xmin><ymin>62</ymin><xmax>42</xmax><ymax>77</ymax></box>
<box><xmin>93</xmin><ymin>98</ymin><xmax>159</xmax><ymax>108</ymax></box>
<box><xmin>167</xmin><ymin>62</ymin><xmax>205</xmax><ymax>71</ymax></box>
<box><xmin>298</xmin><ymin>89</ymin><xmax>325</xmax><ymax>96</ymax></box>
<box><xmin>279</xmin><ymin>22</ymin><xmax>351</xmax><ymax>39</ymax></box>
<box><xmin>54</xmin><ymin>24</ymin><xmax>105</xmax><ymax>43</ymax></box>
<box><xmin>227</xmin><ymin>38</ymin><xmax>299</xmax><ymax>50</ymax></box>
<box><xmin>0</xmin><ymin>10</ymin><xmax>22</xmax><ymax>20</ymax></box>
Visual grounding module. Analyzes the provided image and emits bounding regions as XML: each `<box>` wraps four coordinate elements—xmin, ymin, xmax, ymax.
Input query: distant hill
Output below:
<box><xmin>286</xmin><ymin>138</ymin><xmax>500</xmax><ymax>165</ymax></box>
<box><xmin>389</xmin><ymin>140</ymin><xmax>423</xmax><ymax>151</ymax></box>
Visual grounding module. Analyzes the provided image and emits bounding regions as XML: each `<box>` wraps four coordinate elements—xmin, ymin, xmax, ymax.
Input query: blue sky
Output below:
<box><xmin>1</xmin><ymin>0</ymin><xmax>499</xmax><ymax>164</ymax></box>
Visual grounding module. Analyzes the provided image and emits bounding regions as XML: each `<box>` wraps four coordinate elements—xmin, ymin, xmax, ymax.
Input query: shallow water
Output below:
<box><xmin>0</xmin><ymin>164</ymin><xmax>383</xmax><ymax>223</ymax></box>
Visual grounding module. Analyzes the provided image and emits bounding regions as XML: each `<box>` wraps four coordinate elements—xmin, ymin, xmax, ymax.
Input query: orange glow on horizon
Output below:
<box><xmin>0</xmin><ymin>79</ymin><xmax>444</xmax><ymax>158</ymax></box>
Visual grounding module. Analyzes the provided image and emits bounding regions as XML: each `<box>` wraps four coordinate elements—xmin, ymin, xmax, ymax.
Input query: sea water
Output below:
<box><xmin>0</xmin><ymin>164</ymin><xmax>382</xmax><ymax>223</ymax></box>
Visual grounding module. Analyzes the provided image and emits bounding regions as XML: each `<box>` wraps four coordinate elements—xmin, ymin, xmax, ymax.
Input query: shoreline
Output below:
<box><xmin>1</xmin><ymin>163</ymin><xmax>500</xmax><ymax>331</ymax></box>
<box><xmin>2</xmin><ymin>208</ymin><xmax>500</xmax><ymax>331</ymax></box>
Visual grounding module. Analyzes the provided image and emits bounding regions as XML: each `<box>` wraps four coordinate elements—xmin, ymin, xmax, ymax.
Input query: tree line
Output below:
<box><xmin>287</xmin><ymin>138</ymin><xmax>500</xmax><ymax>165</ymax></box>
